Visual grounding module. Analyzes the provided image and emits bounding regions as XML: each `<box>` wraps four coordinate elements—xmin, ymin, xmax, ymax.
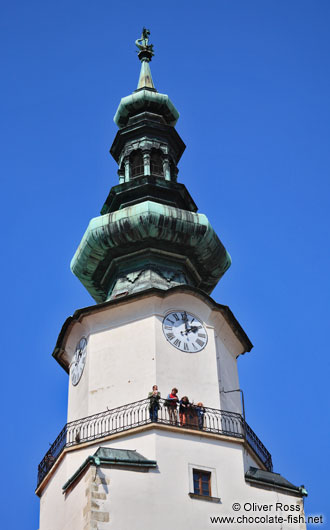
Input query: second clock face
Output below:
<box><xmin>162</xmin><ymin>311</ymin><xmax>208</xmax><ymax>352</ymax></box>
<box><xmin>71</xmin><ymin>337</ymin><xmax>88</xmax><ymax>386</ymax></box>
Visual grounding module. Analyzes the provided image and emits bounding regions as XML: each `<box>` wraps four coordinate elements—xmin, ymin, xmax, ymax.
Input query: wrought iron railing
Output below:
<box><xmin>37</xmin><ymin>398</ymin><xmax>272</xmax><ymax>487</ymax></box>
<box><xmin>245</xmin><ymin>422</ymin><xmax>273</xmax><ymax>472</ymax></box>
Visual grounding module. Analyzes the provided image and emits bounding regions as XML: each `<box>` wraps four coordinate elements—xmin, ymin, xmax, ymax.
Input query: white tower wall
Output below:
<box><xmin>65</xmin><ymin>291</ymin><xmax>244</xmax><ymax>422</ymax></box>
<box><xmin>39</xmin><ymin>428</ymin><xmax>305</xmax><ymax>530</ymax></box>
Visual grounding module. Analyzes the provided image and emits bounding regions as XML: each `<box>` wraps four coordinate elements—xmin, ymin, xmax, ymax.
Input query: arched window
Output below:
<box><xmin>150</xmin><ymin>150</ymin><xmax>163</xmax><ymax>177</ymax></box>
<box><xmin>131</xmin><ymin>151</ymin><xmax>144</xmax><ymax>178</ymax></box>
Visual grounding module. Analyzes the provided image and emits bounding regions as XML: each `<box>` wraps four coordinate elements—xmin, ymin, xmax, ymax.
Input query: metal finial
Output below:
<box><xmin>135</xmin><ymin>27</ymin><xmax>154</xmax><ymax>62</ymax></box>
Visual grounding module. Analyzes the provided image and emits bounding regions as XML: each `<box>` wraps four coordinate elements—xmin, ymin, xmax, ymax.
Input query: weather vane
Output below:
<box><xmin>135</xmin><ymin>27</ymin><xmax>154</xmax><ymax>62</ymax></box>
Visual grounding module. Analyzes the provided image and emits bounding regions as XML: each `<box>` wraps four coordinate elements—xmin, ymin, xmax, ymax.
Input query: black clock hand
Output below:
<box><xmin>190</xmin><ymin>326</ymin><xmax>198</xmax><ymax>333</ymax></box>
<box><xmin>185</xmin><ymin>325</ymin><xmax>199</xmax><ymax>334</ymax></box>
<box><xmin>182</xmin><ymin>311</ymin><xmax>189</xmax><ymax>331</ymax></box>
<box><xmin>180</xmin><ymin>311</ymin><xmax>192</xmax><ymax>336</ymax></box>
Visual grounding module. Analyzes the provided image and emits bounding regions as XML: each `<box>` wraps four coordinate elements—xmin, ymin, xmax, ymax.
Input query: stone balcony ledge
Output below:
<box><xmin>37</xmin><ymin>397</ymin><xmax>272</xmax><ymax>490</ymax></box>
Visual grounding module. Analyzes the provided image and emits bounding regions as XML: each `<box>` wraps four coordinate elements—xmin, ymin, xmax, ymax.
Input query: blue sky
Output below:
<box><xmin>1</xmin><ymin>1</ymin><xmax>329</xmax><ymax>528</ymax></box>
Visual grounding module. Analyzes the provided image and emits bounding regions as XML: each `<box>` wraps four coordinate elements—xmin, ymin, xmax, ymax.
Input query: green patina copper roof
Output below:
<box><xmin>114</xmin><ymin>90</ymin><xmax>179</xmax><ymax>128</ymax></box>
<box><xmin>94</xmin><ymin>447</ymin><xmax>156</xmax><ymax>464</ymax></box>
<box><xmin>62</xmin><ymin>447</ymin><xmax>157</xmax><ymax>492</ymax></box>
<box><xmin>245</xmin><ymin>467</ymin><xmax>308</xmax><ymax>497</ymax></box>
<box><xmin>71</xmin><ymin>200</ymin><xmax>231</xmax><ymax>302</ymax></box>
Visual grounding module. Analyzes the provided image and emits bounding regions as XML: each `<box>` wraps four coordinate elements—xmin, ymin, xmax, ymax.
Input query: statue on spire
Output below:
<box><xmin>135</xmin><ymin>28</ymin><xmax>154</xmax><ymax>61</ymax></box>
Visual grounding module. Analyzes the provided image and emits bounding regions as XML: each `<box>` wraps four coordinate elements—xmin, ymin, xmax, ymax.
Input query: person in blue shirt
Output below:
<box><xmin>148</xmin><ymin>385</ymin><xmax>161</xmax><ymax>422</ymax></box>
<box><xmin>195</xmin><ymin>402</ymin><xmax>205</xmax><ymax>430</ymax></box>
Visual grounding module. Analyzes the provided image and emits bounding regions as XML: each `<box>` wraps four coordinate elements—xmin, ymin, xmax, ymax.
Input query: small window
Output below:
<box><xmin>150</xmin><ymin>150</ymin><xmax>163</xmax><ymax>176</ymax></box>
<box><xmin>193</xmin><ymin>469</ymin><xmax>211</xmax><ymax>497</ymax></box>
<box><xmin>131</xmin><ymin>151</ymin><xmax>144</xmax><ymax>178</ymax></box>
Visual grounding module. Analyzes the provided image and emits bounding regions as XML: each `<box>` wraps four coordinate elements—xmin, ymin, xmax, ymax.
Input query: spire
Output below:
<box><xmin>135</xmin><ymin>28</ymin><xmax>155</xmax><ymax>90</ymax></box>
<box><xmin>70</xmin><ymin>30</ymin><xmax>231</xmax><ymax>302</ymax></box>
<box><xmin>114</xmin><ymin>28</ymin><xmax>179</xmax><ymax>128</ymax></box>
<box><xmin>137</xmin><ymin>60</ymin><xmax>155</xmax><ymax>90</ymax></box>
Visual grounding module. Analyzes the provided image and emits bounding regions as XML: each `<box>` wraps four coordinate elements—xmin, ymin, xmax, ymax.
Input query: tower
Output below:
<box><xmin>36</xmin><ymin>29</ymin><xmax>307</xmax><ymax>529</ymax></box>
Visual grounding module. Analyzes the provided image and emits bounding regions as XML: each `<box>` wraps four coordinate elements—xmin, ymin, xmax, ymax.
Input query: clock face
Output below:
<box><xmin>162</xmin><ymin>311</ymin><xmax>208</xmax><ymax>352</ymax></box>
<box><xmin>71</xmin><ymin>337</ymin><xmax>88</xmax><ymax>386</ymax></box>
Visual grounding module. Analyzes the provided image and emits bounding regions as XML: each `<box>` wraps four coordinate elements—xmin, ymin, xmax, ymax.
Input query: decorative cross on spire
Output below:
<box><xmin>135</xmin><ymin>27</ymin><xmax>154</xmax><ymax>62</ymax></box>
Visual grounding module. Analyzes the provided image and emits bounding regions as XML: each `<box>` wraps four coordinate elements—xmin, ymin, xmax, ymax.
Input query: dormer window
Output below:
<box><xmin>131</xmin><ymin>151</ymin><xmax>144</xmax><ymax>178</ymax></box>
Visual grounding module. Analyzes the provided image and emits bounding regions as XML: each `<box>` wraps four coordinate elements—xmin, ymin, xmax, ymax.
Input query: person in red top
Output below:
<box><xmin>166</xmin><ymin>387</ymin><xmax>179</xmax><ymax>425</ymax></box>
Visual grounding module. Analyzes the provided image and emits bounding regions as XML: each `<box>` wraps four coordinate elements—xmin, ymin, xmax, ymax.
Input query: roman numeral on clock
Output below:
<box><xmin>163</xmin><ymin>311</ymin><xmax>207</xmax><ymax>352</ymax></box>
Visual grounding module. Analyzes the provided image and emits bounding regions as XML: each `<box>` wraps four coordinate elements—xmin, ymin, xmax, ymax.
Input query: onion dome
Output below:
<box><xmin>70</xmin><ymin>29</ymin><xmax>231</xmax><ymax>302</ymax></box>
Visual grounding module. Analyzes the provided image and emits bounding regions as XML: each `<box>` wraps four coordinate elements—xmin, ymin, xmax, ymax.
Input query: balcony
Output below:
<box><xmin>37</xmin><ymin>398</ymin><xmax>273</xmax><ymax>488</ymax></box>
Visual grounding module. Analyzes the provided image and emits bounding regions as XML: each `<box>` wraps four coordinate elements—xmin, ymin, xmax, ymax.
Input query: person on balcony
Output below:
<box><xmin>195</xmin><ymin>402</ymin><xmax>205</xmax><ymax>430</ymax></box>
<box><xmin>166</xmin><ymin>387</ymin><xmax>179</xmax><ymax>424</ymax></box>
<box><xmin>179</xmin><ymin>396</ymin><xmax>191</xmax><ymax>426</ymax></box>
<box><xmin>148</xmin><ymin>385</ymin><xmax>161</xmax><ymax>422</ymax></box>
